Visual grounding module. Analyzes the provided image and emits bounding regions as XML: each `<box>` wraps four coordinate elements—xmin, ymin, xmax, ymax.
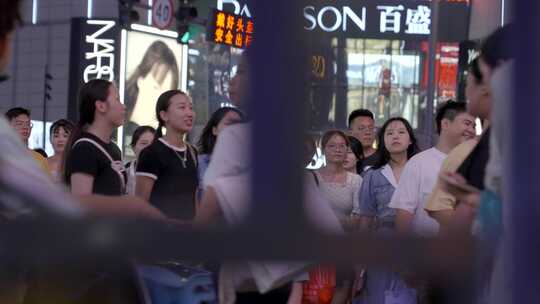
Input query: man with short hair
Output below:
<box><xmin>5</xmin><ymin>107</ymin><xmax>50</xmax><ymax>174</ymax></box>
<box><xmin>389</xmin><ymin>100</ymin><xmax>475</xmax><ymax>303</ymax></box>
<box><xmin>348</xmin><ymin>109</ymin><xmax>378</xmax><ymax>172</ymax></box>
<box><xmin>390</xmin><ymin>101</ymin><xmax>476</xmax><ymax>237</ymax></box>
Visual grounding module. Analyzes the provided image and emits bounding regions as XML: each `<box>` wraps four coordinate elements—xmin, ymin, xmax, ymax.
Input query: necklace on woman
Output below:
<box><xmin>173</xmin><ymin>150</ymin><xmax>188</xmax><ymax>168</ymax></box>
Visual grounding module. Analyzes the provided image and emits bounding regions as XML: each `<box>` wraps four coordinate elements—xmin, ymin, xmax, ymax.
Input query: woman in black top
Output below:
<box><xmin>64</xmin><ymin>79</ymin><xmax>126</xmax><ymax>196</ymax></box>
<box><xmin>136</xmin><ymin>89</ymin><xmax>198</xmax><ymax>220</ymax></box>
<box><xmin>344</xmin><ymin>136</ymin><xmax>364</xmax><ymax>175</ymax></box>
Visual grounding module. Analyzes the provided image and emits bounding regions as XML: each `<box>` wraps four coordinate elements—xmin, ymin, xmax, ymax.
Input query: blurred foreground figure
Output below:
<box><xmin>0</xmin><ymin>3</ymin><xmax>165</xmax><ymax>303</ymax></box>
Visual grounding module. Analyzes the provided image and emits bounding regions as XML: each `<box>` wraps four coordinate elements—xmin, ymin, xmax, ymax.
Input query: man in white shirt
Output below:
<box><xmin>198</xmin><ymin>51</ymin><xmax>344</xmax><ymax>303</ymax></box>
<box><xmin>390</xmin><ymin>101</ymin><xmax>476</xmax><ymax>237</ymax></box>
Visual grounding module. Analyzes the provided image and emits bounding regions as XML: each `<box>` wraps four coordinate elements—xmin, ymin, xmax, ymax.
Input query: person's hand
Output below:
<box><xmin>75</xmin><ymin>194</ymin><xmax>167</xmax><ymax>221</ymax></box>
<box><xmin>457</xmin><ymin>193</ymin><xmax>481</xmax><ymax>212</ymax></box>
<box><xmin>121</xmin><ymin>196</ymin><xmax>168</xmax><ymax>220</ymax></box>
<box><xmin>350</xmin><ymin>269</ymin><xmax>365</xmax><ymax>298</ymax></box>
<box><xmin>347</xmin><ymin>214</ymin><xmax>361</xmax><ymax>231</ymax></box>
<box><xmin>440</xmin><ymin>171</ymin><xmax>479</xmax><ymax>201</ymax></box>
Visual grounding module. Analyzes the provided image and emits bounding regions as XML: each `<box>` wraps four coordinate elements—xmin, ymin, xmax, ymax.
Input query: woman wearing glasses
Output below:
<box><xmin>313</xmin><ymin>129</ymin><xmax>363</xmax><ymax>303</ymax></box>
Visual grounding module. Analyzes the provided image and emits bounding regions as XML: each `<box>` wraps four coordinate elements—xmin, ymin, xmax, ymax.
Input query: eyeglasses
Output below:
<box><xmin>326</xmin><ymin>144</ymin><xmax>347</xmax><ymax>151</ymax></box>
<box><xmin>13</xmin><ymin>121</ymin><xmax>33</xmax><ymax>128</ymax></box>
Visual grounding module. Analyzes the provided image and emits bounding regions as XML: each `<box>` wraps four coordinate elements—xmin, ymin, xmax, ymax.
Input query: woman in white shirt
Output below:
<box><xmin>125</xmin><ymin>125</ymin><xmax>155</xmax><ymax>195</ymax></box>
<box><xmin>315</xmin><ymin>130</ymin><xmax>362</xmax><ymax>231</ymax></box>
<box><xmin>314</xmin><ymin>130</ymin><xmax>362</xmax><ymax>304</ymax></box>
<box><xmin>47</xmin><ymin>119</ymin><xmax>74</xmax><ymax>184</ymax></box>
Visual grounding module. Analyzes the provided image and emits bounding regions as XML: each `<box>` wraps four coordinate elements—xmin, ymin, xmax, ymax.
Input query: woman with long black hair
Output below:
<box><xmin>355</xmin><ymin>117</ymin><xmax>419</xmax><ymax>304</ymax></box>
<box><xmin>47</xmin><ymin>119</ymin><xmax>74</xmax><ymax>184</ymax></box>
<box><xmin>135</xmin><ymin>89</ymin><xmax>199</xmax><ymax>220</ymax></box>
<box><xmin>64</xmin><ymin>79</ymin><xmax>127</xmax><ymax>196</ymax></box>
<box><xmin>197</xmin><ymin>107</ymin><xmax>244</xmax><ymax>187</ymax></box>
<box><xmin>125</xmin><ymin>125</ymin><xmax>155</xmax><ymax>195</ymax></box>
<box><xmin>344</xmin><ymin>135</ymin><xmax>364</xmax><ymax>175</ymax></box>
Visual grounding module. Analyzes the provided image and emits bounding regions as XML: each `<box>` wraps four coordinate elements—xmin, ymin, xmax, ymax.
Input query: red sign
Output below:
<box><xmin>208</xmin><ymin>9</ymin><xmax>254</xmax><ymax>49</ymax></box>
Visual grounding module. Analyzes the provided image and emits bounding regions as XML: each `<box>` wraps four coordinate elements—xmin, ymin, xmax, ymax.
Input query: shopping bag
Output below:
<box><xmin>384</xmin><ymin>277</ymin><xmax>417</xmax><ymax>304</ymax></box>
<box><xmin>302</xmin><ymin>265</ymin><xmax>336</xmax><ymax>304</ymax></box>
<box><xmin>134</xmin><ymin>261</ymin><xmax>217</xmax><ymax>304</ymax></box>
<box><xmin>249</xmin><ymin>260</ymin><xmax>309</xmax><ymax>294</ymax></box>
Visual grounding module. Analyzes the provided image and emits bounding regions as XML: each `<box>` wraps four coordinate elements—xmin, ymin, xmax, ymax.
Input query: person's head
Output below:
<box><xmin>0</xmin><ymin>0</ymin><xmax>22</xmax><ymax>72</ymax></box>
<box><xmin>198</xmin><ymin>107</ymin><xmax>244</xmax><ymax>155</ymax></box>
<box><xmin>344</xmin><ymin>136</ymin><xmax>363</xmax><ymax>173</ymax></box>
<box><xmin>348</xmin><ymin>109</ymin><xmax>376</xmax><ymax>150</ymax></box>
<box><xmin>78</xmin><ymin>79</ymin><xmax>124</xmax><ymax>129</ymax></box>
<box><xmin>436</xmin><ymin>100</ymin><xmax>476</xmax><ymax>147</ymax></box>
<box><xmin>303</xmin><ymin>134</ymin><xmax>317</xmax><ymax>168</ymax></box>
<box><xmin>49</xmin><ymin>119</ymin><xmax>75</xmax><ymax>155</ymax></box>
<box><xmin>229</xmin><ymin>50</ymin><xmax>250</xmax><ymax>108</ymax></box>
<box><xmin>321</xmin><ymin>130</ymin><xmax>350</xmax><ymax>166</ymax></box>
<box><xmin>374</xmin><ymin>117</ymin><xmax>418</xmax><ymax>169</ymax></box>
<box><xmin>125</xmin><ymin>41</ymin><xmax>179</xmax><ymax>120</ymax></box>
<box><xmin>466</xmin><ymin>58</ymin><xmax>492</xmax><ymax>120</ymax></box>
<box><xmin>479</xmin><ymin>24</ymin><xmax>514</xmax><ymax>86</ymax></box>
<box><xmin>5</xmin><ymin>107</ymin><xmax>32</xmax><ymax>144</ymax></box>
<box><xmin>63</xmin><ymin>79</ymin><xmax>124</xmax><ymax>183</ymax></box>
<box><xmin>155</xmin><ymin>90</ymin><xmax>194</xmax><ymax>138</ymax></box>
<box><xmin>130</xmin><ymin>125</ymin><xmax>155</xmax><ymax>157</ymax></box>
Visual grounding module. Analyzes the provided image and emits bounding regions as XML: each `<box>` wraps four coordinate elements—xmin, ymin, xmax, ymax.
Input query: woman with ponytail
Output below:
<box><xmin>64</xmin><ymin>79</ymin><xmax>126</xmax><ymax>195</ymax></box>
<box><xmin>135</xmin><ymin>89</ymin><xmax>198</xmax><ymax>220</ymax></box>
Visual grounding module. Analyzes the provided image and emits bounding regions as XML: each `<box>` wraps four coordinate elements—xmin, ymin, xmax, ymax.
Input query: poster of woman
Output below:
<box><xmin>124</xmin><ymin>30</ymin><xmax>185</xmax><ymax>149</ymax></box>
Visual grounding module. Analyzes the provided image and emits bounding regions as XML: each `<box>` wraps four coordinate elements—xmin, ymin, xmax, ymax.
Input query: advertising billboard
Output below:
<box><xmin>123</xmin><ymin>29</ymin><xmax>186</xmax><ymax>154</ymax></box>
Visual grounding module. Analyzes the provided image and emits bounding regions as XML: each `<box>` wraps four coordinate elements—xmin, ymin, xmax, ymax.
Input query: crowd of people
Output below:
<box><xmin>0</xmin><ymin>1</ymin><xmax>515</xmax><ymax>304</ymax></box>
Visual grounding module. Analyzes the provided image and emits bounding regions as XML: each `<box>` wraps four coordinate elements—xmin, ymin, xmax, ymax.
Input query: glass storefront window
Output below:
<box><xmin>345</xmin><ymin>38</ymin><xmax>422</xmax><ymax>129</ymax></box>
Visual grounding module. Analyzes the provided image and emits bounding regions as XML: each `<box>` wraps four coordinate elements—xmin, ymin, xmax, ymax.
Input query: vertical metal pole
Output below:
<box><xmin>42</xmin><ymin>65</ymin><xmax>48</xmax><ymax>149</ymax></box>
<box><xmin>512</xmin><ymin>0</ymin><xmax>540</xmax><ymax>302</ymax></box>
<box><xmin>42</xmin><ymin>22</ymin><xmax>52</xmax><ymax>150</ymax></box>
<box><xmin>249</xmin><ymin>0</ymin><xmax>308</xmax><ymax>232</ymax></box>
<box><xmin>335</xmin><ymin>37</ymin><xmax>348</xmax><ymax>129</ymax></box>
<box><xmin>361</xmin><ymin>39</ymin><xmax>366</xmax><ymax>109</ymax></box>
<box><xmin>425</xmin><ymin>0</ymin><xmax>440</xmax><ymax>146</ymax></box>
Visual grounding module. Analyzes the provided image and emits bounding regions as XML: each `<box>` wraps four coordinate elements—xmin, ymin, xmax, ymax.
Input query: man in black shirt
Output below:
<box><xmin>348</xmin><ymin>109</ymin><xmax>378</xmax><ymax>173</ymax></box>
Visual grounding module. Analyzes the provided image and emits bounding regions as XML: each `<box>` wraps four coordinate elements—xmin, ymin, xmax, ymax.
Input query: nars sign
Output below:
<box><xmin>68</xmin><ymin>18</ymin><xmax>120</xmax><ymax>121</ymax></box>
<box><xmin>304</xmin><ymin>4</ymin><xmax>431</xmax><ymax>35</ymax></box>
<box><xmin>83</xmin><ymin>20</ymin><xmax>116</xmax><ymax>82</ymax></box>
<box><xmin>217</xmin><ymin>0</ymin><xmax>251</xmax><ymax>17</ymax></box>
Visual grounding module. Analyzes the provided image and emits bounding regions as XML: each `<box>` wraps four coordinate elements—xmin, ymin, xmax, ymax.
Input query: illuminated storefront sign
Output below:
<box><xmin>217</xmin><ymin>0</ymin><xmax>251</xmax><ymax>17</ymax></box>
<box><xmin>208</xmin><ymin>10</ymin><xmax>253</xmax><ymax>49</ymax></box>
<box><xmin>68</xmin><ymin>18</ymin><xmax>120</xmax><ymax>120</ymax></box>
<box><xmin>303</xmin><ymin>0</ymin><xmax>470</xmax><ymax>41</ymax></box>
<box><xmin>83</xmin><ymin>20</ymin><xmax>117</xmax><ymax>82</ymax></box>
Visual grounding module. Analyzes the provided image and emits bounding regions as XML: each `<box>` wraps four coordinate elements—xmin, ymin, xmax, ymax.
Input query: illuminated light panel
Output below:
<box><xmin>87</xmin><ymin>0</ymin><xmax>93</xmax><ymax>18</ymax></box>
<box><xmin>130</xmin><ymin>23</ymin><xmax>178</xmax><ymax>38</ymax></box>
<box><xmin>32</xmin><ymin>0</ymin><xmax>38</xmax><ymax>24</ymax></box>
<box><xmin>148</xmin><ymin>0</ymin><xmax>153</xmax><ymax>25</ymax></box>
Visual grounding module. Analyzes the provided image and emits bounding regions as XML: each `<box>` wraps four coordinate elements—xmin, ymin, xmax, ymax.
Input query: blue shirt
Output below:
<box><xmin>198</xmin><ymin>154</ymin><xmax>211</xmax><ymax>186</ymax></box>
<box><xmin>197</xmin><ymin>154</ymin><xmax>211</xmax><ymax>201</ymax></box>
<box><xmin>357</xmin><ymin>165</ymin><xmax>398</xmax><ymax>227</ymax></box>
